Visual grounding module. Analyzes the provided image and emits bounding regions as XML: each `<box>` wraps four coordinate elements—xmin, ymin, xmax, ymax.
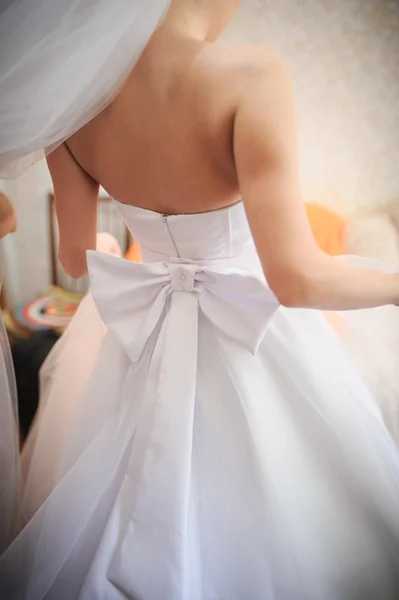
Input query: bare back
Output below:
<box><xmin>66</xmin><ymin>34</ymin><xmax>247</xmax><ymax>215</ymax></box>
<box><xmin>48</xmin><ymin>24</ymin><xmax>399</xmax><ymax>310</ymax></box>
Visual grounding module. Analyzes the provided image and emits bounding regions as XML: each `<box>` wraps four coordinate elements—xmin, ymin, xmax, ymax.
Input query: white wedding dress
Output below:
<box><xmin>2</xmin><ymin>200</ymin><xmax>399</xmax><ymax>600</ymax></box>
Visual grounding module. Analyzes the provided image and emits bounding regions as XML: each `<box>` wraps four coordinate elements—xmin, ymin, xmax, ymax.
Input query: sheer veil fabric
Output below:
<box><xmin>0</xmin><ymin>262</ymin><xmax>21</xmax><ymax>553</ymax></box>
<box><xmin>0</xmin><ymin>0</ymin><xmax>171</xmax><ymax>178</ymax></box>
<box><xmin>0</xmin><ymin>0</ymin><xmax>168</xmax><ymax>562</ymax></box>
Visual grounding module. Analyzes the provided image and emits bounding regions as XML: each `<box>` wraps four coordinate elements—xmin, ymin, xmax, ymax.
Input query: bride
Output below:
<box><xmin>1</xmin><ymin>1</ymin><xmax>399</xmax><ymax>598</ymax></box>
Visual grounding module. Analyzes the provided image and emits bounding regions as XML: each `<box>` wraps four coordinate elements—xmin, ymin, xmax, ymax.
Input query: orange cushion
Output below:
<box><xmin>125</xmin><ymin>240</ymin><xmax>142</xmax><ymax>263</ymax></box>
<box><xmin>306</xmin><ymin>203</ymin><xmax>346</xmax><ymax>256</ymax></box>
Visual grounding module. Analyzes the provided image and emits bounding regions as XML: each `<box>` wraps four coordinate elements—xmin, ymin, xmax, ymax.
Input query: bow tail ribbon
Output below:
<box><xmin>108</xmin><ymin>291</ymin><xmax>199</xmax><ymax>599</ymax></box>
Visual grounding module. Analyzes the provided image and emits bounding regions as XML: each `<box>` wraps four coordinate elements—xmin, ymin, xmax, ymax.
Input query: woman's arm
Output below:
<box><xmin>0</xmin><ymin>192</ymin><xmax>17</xmax><ymax>239</ymax></box>
<box><xmin>46</xmin><ymin>143</ymin><xmax>99</xmax><ymax>278</ymax></box>
<box><xmin>234</xmin><ymin>54</ymin><xmax>399</xmax><ymax>310</ymax></box>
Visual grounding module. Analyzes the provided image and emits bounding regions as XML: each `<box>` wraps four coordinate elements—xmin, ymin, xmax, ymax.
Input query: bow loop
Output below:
<box><xmin>87</xmin><ymin>251</ymin><xmax>279</xmax><ymax>361</ymax></box>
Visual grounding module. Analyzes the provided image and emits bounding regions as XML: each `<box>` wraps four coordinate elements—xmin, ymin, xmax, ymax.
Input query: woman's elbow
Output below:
<box><xmin>270</xmin><ymin>272</ymin><xmax>319</xmax><ymax>309</ymax></box>
<box><xmin>59</xmin><ymin>248</ymin><xmax>88</xmax><ymax>279</ymax></box>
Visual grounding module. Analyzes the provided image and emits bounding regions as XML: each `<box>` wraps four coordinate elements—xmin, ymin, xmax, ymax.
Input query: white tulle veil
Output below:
<box><xmin>0</xmin><ymin>263</ymin><xmax>21</xmax><ymax>553</ymax></box>
<box><xmin>0</xmin><ymin>0</ymin><xmax>170</xmax><ymax>552</ymax></box>
<box><xmin>0</xmin><ymin>0</ymin><xmax>171</xmax><ymax>179</ymax></box>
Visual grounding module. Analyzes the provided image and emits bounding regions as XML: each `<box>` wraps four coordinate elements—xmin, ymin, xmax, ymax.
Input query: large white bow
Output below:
<box><xmin>87</xmin><ymin>251</ymin><xmax>279</xmax><ymax>360</ymax></box>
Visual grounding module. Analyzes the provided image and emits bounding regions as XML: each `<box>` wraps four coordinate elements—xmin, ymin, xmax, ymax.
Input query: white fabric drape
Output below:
<box><xmin>0</xmin><ymin>0</ymin><xmax>170</xmax><ymax>178</ymax></box>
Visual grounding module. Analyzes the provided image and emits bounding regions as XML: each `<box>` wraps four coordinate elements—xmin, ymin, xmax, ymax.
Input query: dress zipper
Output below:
<box><xmin>162</xmin><ymin>214</ymin><xmax>181</xmax><ymax>258</ymax></box>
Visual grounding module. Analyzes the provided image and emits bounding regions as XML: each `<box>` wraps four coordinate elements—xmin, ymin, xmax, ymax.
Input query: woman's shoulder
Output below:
<box><xmin>213</xmin><ymin>43</ymin><xmax>287</xmax><ymax>74</ymax></box>
<box><xmin>203</xmin><ymin>43</ymin><xmax>291</xmax><ymax>99</ymax></box>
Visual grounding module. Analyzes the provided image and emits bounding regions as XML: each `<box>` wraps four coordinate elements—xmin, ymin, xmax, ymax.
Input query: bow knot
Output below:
<box><xmin>168</xmin><ymin>263</ymin><xmax>196</xmax><ymax>293</ymax></box>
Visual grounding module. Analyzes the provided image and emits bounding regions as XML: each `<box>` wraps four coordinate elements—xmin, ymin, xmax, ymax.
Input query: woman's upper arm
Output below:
<box><xmin>234</xmin><ymin>56</ymin><xmax>323</xmax><ymax>304</ymax></box>
<box><xmin>46</xmin><ymin>143</ymin><xmax>99</xmax><ymax>278</ymax></box>
<box><xmin>0</xmin><ymin>192</ymin><xmax>17</xmax><ymax>238</ymax></box>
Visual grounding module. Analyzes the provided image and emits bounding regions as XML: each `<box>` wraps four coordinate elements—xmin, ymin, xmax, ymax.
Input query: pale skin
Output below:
<box><xmin>0</xmin><ymin>192</ymin><xmax>17</xmax><ymax>239</ymax></box>
<box><xmin>47</xmin><ymin>0</ymin><xmax>399</xmax><ymax>308</ymax></box>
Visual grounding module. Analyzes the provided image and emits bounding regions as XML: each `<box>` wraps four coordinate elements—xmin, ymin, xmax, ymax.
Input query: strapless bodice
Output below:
<box><xmin>116</xmin><ymin>201</ymin><xmax>259</xmax><ymax>267</ymax></box>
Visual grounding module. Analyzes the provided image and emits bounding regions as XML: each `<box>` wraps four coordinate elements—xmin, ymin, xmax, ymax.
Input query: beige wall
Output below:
<box><xmin>225</xmin><ymin>0</ymin><xmax>399</xmax><ymax>214</ymax></box>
